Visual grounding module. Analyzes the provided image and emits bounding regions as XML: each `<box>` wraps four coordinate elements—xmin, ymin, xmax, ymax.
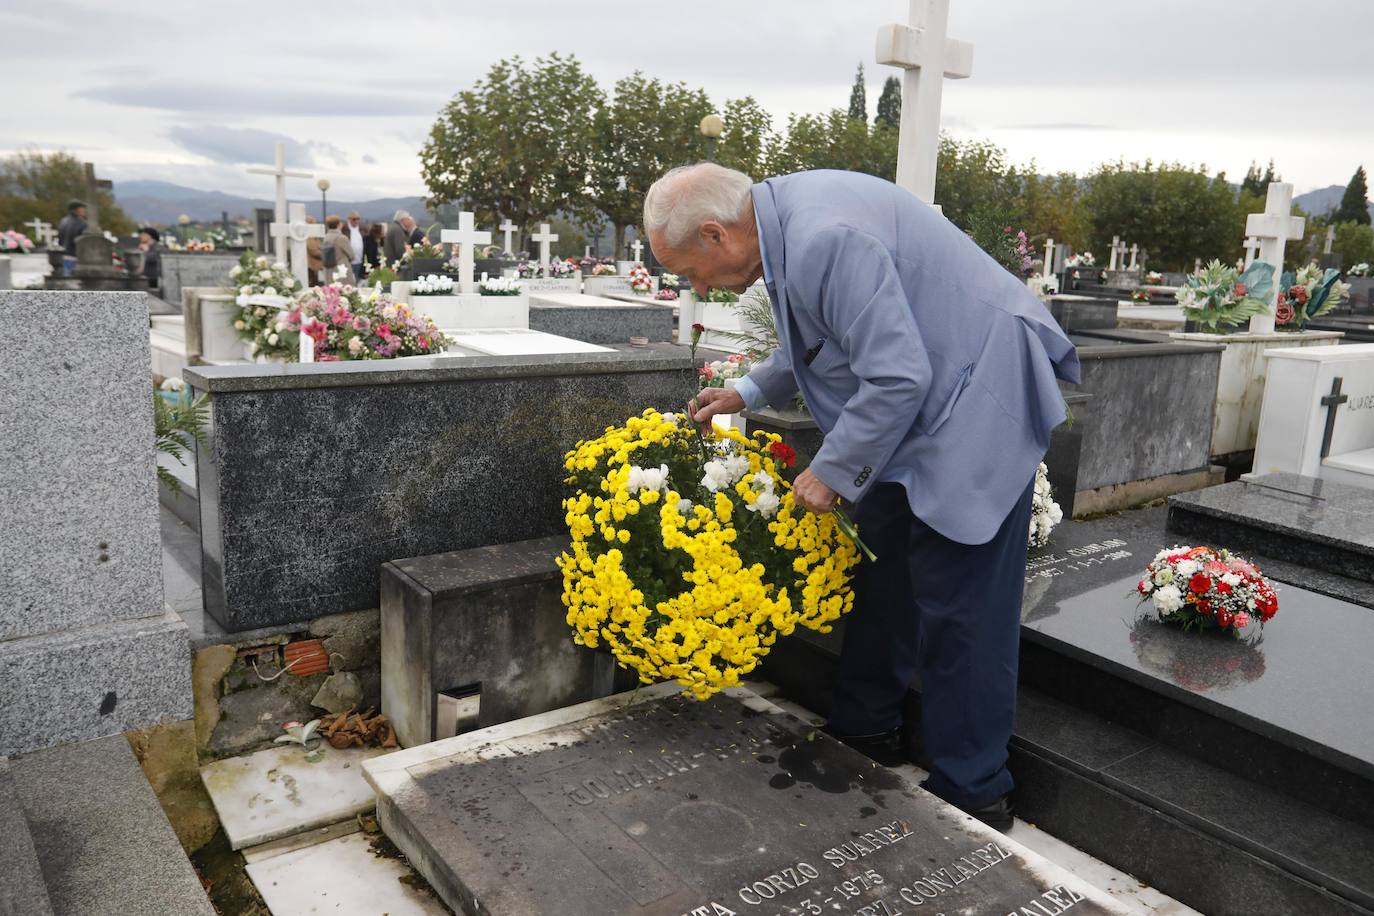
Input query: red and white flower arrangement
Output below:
<box><xmin>1065</xmin><ymin>252</ymin><xmax>1095</xmax><ymax>268</ymax></box>
<box><xmin>591</xmin><ymin>262</ymin><xmax>617</xmax><ymax>276</ymax></box>
<box><xmin>185</xmin><ymin>239</ymin><xmax>216</xmax><ymax>252</ymax></box>
<box><xmin>1131</xmin><ymin>289</ymin><xmax>1152</xmax><ymax>303</ymax></box>
<box><xmin>1</xmin><ymin>229</ymin><xmax>34</xmax><ymax>253</ymax></box>
<box><xmin>699</xmin><ymin>354</ymin><xmax>748</xmax><ymax>388</ymax></box>
<box><xmin>275</xmin><ymin>283</ymin><xmax>446</xmax><ymax>361</ymax></box>
<box><xmin>628</xmin><ymin>264</ymin><xmax>652</xmax><ymax>293</ymax></box>
<box><xmin>655</xmin><ymin>287</ymin><xmax>679</xmax><ymax>301</ymax></box>
<box><xmin>1136</xmin><ymin>546</ymin><xmax>1278</xmax><ymax>633</ymax></box>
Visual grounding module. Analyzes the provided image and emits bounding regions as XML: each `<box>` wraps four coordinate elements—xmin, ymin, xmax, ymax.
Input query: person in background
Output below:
<box><xmin>345</xmin><ymin>211</ymin><xmax>366</xmax><ymax>281</ymax></box>
<box><xmin>138</xmin><ymin>227</ymin><xmax>161</xmax><ymax>290</ymax></box>
<box><xmin>384</xmin><ymin>209</ymin><xmax>412</xmax><ymax>264</ymax></box>
<box><xmin>57</xmin><ymin>199</ymin><xmax>87</xmax><ymax>276</ymax></box>
<box><xmin>323</xmin><ymin>215</ymin><xmax>352</xmax><ymax>282</ymax></box>
<box><xmin>363</xmin><ymin>222</ymin><xmax>385</xmax><ymax>274</ymax></box>
<box><xmin>305</xmin><ymin>215</ymin><xmax>323</xmax><ymax>286</ymax></box>
<box><xmin>408</xmin><ymin>219</ymin><xmax>426</xmax><ymax>247</ymax></box>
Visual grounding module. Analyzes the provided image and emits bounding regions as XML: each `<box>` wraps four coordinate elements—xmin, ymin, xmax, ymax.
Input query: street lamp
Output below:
<box><xmin>177</xmin><ymin>214</ymin><xmax>190</xmax><ymax>245</ymax></box>
<box><xmin>699</xmin><ymin>114</ymin><xmax>723</xmax><ymax>163</ymax></box>
<box><xmin>317</xmin><ymin>178</ymin><xmax>331</xmax><ymax>221</ymax></box>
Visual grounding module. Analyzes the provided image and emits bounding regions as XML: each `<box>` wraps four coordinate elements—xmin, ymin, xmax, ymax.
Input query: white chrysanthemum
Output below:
<box><xmin>700</xmin><ymin>460</ymin><xmax>733</xmax><ymax>493</ymax></box>
<box><xmin>721</xmin><ymin>454</ymin><xmax>750</xmax><ymax>483</ymax></box>
<box><xmin>751</xmin><ymin>490</ymin><xmax>780</xmax><ymax>518</ymax></box>
<box><xmin>627</xmin><ymin>464</ymin><xmax>670</xmax><ymax>493</ymax></box>
<box><xmin>1153</xmin><ymin>584</ymin><xmax>1184</xmax><ymax>614</ymax></box>
<box><xmin>675</xmin><ymin>499</ymin><xmax>692</xmax><ymax>513</ymax></box>
<box><xmin>230</xmin><ymin>266</ymin><xmax>242</xmax><ymax>278</ymax></box>
<box><xmin>255</xmin><ymin>256</ymin><xmax>269</xmax><ymax>267</ymax></box>
<box><xmin>1175</xmin><ymin>559</ymin><xmax>1199</xmax><ymax>578</ymax></box>
<box><xmin>267</xmin><ymin>333</ymin><xmax>279</xmax><ymax>345</ymax></box>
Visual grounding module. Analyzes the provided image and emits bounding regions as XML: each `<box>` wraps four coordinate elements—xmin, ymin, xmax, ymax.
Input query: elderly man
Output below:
<box><xmin>345</xmin><ymin>211</ymin><xmax>367</xmax><ymax>281</ymax></box>
<box><xmin>57</xmin><ymin>199</ymin><xmax>88</xmax><ymax>276</ymax></box>
<box><xmin>645</xmin><ymin>163</ymin><xmax>1078</xmax><ymax>830</ymax></box>
<box><xmin>384</xmin><ymin>209</ymin><xmax>415</xmax><ymax>265</ymax></box>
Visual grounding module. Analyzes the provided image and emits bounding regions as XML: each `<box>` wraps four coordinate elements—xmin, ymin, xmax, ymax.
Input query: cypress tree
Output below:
<box><xmin>875</xmin><ymin>76</ymin><xmax>901</xmax><ymax>128</ymax></box>
<box><xmin>1336</xmin><ymin>166</ymin><xmax>1371</xmax><ymax>225</ymax></box>
<box><xmin>848</xmin><ymin>64</ymin><xmax>867</xmax><ymax>121</ymax></box>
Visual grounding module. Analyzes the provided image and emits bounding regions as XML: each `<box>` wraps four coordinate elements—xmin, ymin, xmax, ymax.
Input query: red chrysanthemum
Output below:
<box><xmin>692</xmin><ymin>322</ymin><xmax>705</xmax><ymax>333</ymax></box>
<box><xmin>769</xmin><ymin>441</ymin><xmax>797</xmax><ymax>469</ymax></box>
<box><xmin>1188</xmin><ymin>573</ymin><xmax>1212</xmax><ymax>595</ymax></box>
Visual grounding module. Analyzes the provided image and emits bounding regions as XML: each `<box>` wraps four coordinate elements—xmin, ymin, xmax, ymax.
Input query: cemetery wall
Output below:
<box><xmin>186</xmin><ymin>347</ymin><xmax>695</xmax><ymax>632</ymax></box>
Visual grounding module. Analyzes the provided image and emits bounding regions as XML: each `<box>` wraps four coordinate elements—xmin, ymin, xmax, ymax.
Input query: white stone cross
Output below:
<box><xmin>1242</xmin><ymin>236</ymin><xmax>1262</xmax><ymax>267</ymax></box>
<box><xmin>876</xmin><ymin>0</ymin><xmax>973</xmax><ymax>206</ymax></box>
<box><xmin>269</xmin><ymin>201</ymin><xmax>324</xmax><ymax>293</ymax></box>
<box><xmin>1127</xmin><ymin>244</ymin><xmax>1139</xmax><ymax>270</ymax></box>
<box><xmin>247</xmin><ymin>141</ymin><xmax>313</xmax><ymax>260</ymax></box>
<box><xmin>499</xmin><ymin>218</ymin><xmax>517</xmax><ymax>254</ymax></box>
<box><xmin>531</xmin><ymin>223</ymin><xmax>559</xmax><ymax>272</ymax></box>
<box><xmin>1108</xmin><ymin>235</ymin><xmax>1121</xmax><ymax>270</ymax></box>
<box><xmin>1324</xmin><ymin>225</ymin><xmax>1336</xmax><ymax>255</ymax></box>
<box><xmin>1041</xmin><ymin>238</ymin><xmax>1056</xmax><ymax>279</ymax></box>
<box><xmin>1195</xmin><ymin>257</ymin><xmax>1203</xmax><ymax>275</ymax></box>
<box><xmin>439</xmin><ymin>211</ymin><xmax>492</xmax><ymax>295</ymax></box>
<box><xmin>584</xmin><ymin>245</ymin><xmax>592</xmax><ymax>259</ymax></box>
<box><xmin>25</xmin><ymin>217</ymin><xmax>52</xmax><ymax>246</ymax></box>
<box><xmin>1245</xmin><ymin>181</ymin><xmax>1306</xmax><ymax>334</ymax></box>
<box><xmin>630</xmin><ymin>238</ymin><xmax>644</xmax><ymax>263</ymax></box>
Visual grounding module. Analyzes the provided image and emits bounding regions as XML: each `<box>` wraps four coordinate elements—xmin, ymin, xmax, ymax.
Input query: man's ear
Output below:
<box><xmin>699</xmin><ymin>221</ymin><xmax>724</xmax><ymax>246</ymax></box>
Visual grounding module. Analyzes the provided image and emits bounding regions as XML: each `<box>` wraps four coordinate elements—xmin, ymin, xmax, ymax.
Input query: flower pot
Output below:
<box><xmin>411</xmin><ymin>293</ymin><xmax>529</xmax><ymax>331</ymax></box>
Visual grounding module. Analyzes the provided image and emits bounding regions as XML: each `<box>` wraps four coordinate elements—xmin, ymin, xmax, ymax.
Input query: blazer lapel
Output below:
<box><xmin>751</xmin><ymin>181</ymin><xmax>800</xmax><ymax>358</ymax></box>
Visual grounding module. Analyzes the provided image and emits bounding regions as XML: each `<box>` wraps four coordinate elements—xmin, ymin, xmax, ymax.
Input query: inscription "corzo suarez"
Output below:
<box><xmin>821</xmin><ymin>820</ymin><xmax>915</xmax><ymax>868</ymax></box>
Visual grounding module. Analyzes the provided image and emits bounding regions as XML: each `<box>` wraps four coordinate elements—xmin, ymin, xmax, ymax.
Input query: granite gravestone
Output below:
<box><xmin>364</xmin><ymin>687</ymin><xmax>1128</xmax><ymax>916</ymax></box>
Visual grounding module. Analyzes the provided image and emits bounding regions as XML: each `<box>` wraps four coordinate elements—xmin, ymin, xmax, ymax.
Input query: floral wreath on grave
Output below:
<box><xmin>1</xmin><ymin>229</ymin><xmax>34</xmax><ymax>252</ymax></box>
<box><xmin>1349</xmin><ymin>262</ymin><xmax>1370</xmax><ymax>278</ymax></box>
<box><xmin>1131</xmin><ymin>289</ymin><xmax>1151</xmax><ymax>303</ymax></box>
<box><xmin>1275</xmin><ymin>263</ymin><xmax>1350</xmax><ymax>329</ymax></box>
<box><xmin>1028</xmin><ymin>462</ymin><xmax>1062</xmax><ymax>550</ymax></box>
<box><xmin>1064</xmin><ymin>252</ymin><xmax>1094</xmax><ymax>268</ymax></box>
<box><xmin>1145</xmin><ymin>270</ymin><xmax>1165</xmax><ymax>285</ymax></box>
<box><xmin>1135</xmin><ymin>546</ymin><xmax>1278</xmax><ymax>634</ymax></box>
<box><xmin>558</xmin><ymin>409</ymin><xmax>868</xmax><ymax>700</ymax></box>
<box><xmin>628</xmin><ymin>264</ymin><xmax>653</xmax><ymax>294</ymax></box>
<box><xmin>229</xmin><ymin>252</ymin><xmax>303</xmax><ymax>357</ymax></box>
<box><xmin>699</xmin><ymin>354</ymin><xmax>749</xmax><ymax>388</ymax></box>
<box><xmin>516</xmin><ymin>258</ymin><xmax>577</xmax><ymax>280</ymax></box>
<box><xmin>272</xmin><ymin>282</ymin><xmax>447</xmax><ymax>361</ymax></box>
<box><xmin>1176</xmin><ymin>260</ymin><xmax>1276</xmax><ymax>332</ymax></box>
<box><xmin>478</xmin><ymin>276</ymin><xmax>522</xmax><ymax>296</ymax></box>
<box><xmin>185</xmin><ymin>239</ymin><xmax>216</xmax><ymax>252</ymax></box>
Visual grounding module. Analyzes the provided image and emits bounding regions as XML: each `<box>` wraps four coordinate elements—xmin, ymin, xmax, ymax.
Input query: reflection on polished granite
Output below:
<box><xmin>1022</xmin><ymin>522</ymin><xmax>1374</xmax><ymax>775</ymax></box>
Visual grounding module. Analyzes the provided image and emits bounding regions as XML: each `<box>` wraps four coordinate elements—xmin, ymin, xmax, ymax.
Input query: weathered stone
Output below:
<box><xmin>207</xmin><ymin>672</ymin><xmax>327</xmax><ymax>758</ymax></box>
<box><xmin>192</xmin><ymin>644</ymin><xmax>236</xmax><ymax>753</ymax></box>
<box><xmin>311</xmin><ymin>672</ymin><xmax>363</xmax><ymax>714</ymax></box>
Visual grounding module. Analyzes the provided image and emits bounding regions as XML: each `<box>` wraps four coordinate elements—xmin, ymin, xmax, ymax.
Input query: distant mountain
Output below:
<box><xmin>1294</xmin><ymin>185</ymin><xmax>1374</xmax><ymax>223</ymax></box>
<box><xmin>112</xmin><ymin>179</ymin><xmax>431</xmax><ymax>226</ymax></box>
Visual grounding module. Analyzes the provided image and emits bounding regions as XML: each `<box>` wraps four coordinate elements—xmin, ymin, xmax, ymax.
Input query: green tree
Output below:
<box><xmin>1017</xmin><ymin>170</ymin><xmax>1088</xmax><ymax>250</ymax></box>
<box><xmin>1080</xmin><ymin>160</ymin><xmax>1244</xmax><ymax>270</ymax></box>
<box><xmin>1333</xmin><ymin>220</ymin><xmax>1374</xmax><ymax>267</ymax></box>
<box><xmin>419</xmin><ymin>54</ymin><xmax>601</xmax><ymax>248</ymax></box>
<box><xmin>0</xmin><ymin>149</ymin><xmax>134</xmax><ymax>237</ymax></box>
<box><xmin>588</xmin><ymin>73</ymin><xmax>713</xmax><ymax>257</ymax></box>
<box><xmin>766</xmin><ymin>110</ymin><xmax>896</xmax><ymax>181</ymax></box>
<box><xmin>1335</xmin><ymin>166</ymin><xmax>1371</xmax><ymax>225</ymax></box>
<box><xmin>932</xmin><ymin>136</ymin><xmax>1021</xmax><ymax>231</ymax></box>
<box><xmin>714</xmin><ymin>97</ymin><xmax>774</xmax><ymax>179</ymax></box>
<box><xmin>848</xmin><ymin>64</ymin><xmax>866</xmax><ymax>121</ymax></box>
<box><xmin>875</xmin><ymin>76</ymin><xmax>901</xmax><ymax>128</ymax></box>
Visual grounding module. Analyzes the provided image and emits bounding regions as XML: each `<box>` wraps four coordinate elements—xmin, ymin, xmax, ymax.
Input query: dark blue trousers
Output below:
<box><xmin>827</xmin><ymin>476</ymin><xmax>1036</xmax><ymax>809</ymax></box>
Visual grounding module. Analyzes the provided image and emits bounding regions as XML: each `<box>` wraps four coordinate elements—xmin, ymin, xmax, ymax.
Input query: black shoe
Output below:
<box><xmin>821</xmin><ymin>724</ymin><xmax>906</xmax><ymax>767</ymax></box>
<box><xmin>919</xmin><ymin>779</ymin><xmax>1015</xmax><ymax>831</ymax></box>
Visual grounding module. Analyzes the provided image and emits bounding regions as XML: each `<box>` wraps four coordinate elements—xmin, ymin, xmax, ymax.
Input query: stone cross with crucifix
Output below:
<box><xmin>531</xmin><ymin>223</ymin><xmax>559</xmax><ymax>272</ymax></box>
<box><xmin>499</xmin><ymin>219</ymin><xmax>517</xmax><ymax>255</ymax></box>
<box><xmin>876</xmin><ymin>0</ymin><xmax>973</xmax><ymax>206</ymax></box>
<box><xmin>270</xmin><ymin>201</ymin><xmax>324</xmax><ymax>292</ymax></box>
<box><xmin>440</xmin><ymin>212</ymin><xmax>492</xmax><ymax>294</ymax></box>
<box><xmin>247</xmin><ymin>142</ymin><xmax>314</xmax><ymax>261</ymax></box>
<box><xmin>1245</xmin><ymin>182</ymin><xmax>1306</xmax><ymax>334</ymax></box>
<box><xmin>82</xmin><ymin>163</ymin><xmax>113</xmax><ymax>234</ymax></box>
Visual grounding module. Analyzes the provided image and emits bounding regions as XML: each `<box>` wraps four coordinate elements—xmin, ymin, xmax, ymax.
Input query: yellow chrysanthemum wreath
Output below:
<box><xmin>558</xmin><ymin>409</ymin><xmax>861</xmax><ymax>700</ymax></box>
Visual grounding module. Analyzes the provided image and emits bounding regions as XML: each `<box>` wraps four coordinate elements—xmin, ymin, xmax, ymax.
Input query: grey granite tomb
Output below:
<box><xmin>158</xmin><ymin>250</ymin><xmax>241</xmax><ymax>306</ymax></box>
<box><xmin>363</xmin><ymin>684</ymin><xmax>1129</xmax><ymax>916</ymax></box>
<box><xmin>185</xmin><ymin>346</ymin><xmax>695</xmax><ymax>631</ymax></box>
<box><xmin>0</xmin><ymin>291</ymin><xmax>193</xmax><ymax>757</ymax></box>
<box><xmin>1046</xmin><ymin>295</ymin><xmax>1119</xmax><ymax>333</ymax></box>
<box><xmin>529</xmin><ymin>292</ymin><xmax>675</xmax><ymax>345</ymax></box>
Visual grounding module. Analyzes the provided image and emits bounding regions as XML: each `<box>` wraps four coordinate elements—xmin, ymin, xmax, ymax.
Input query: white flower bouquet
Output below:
<box><xmin>479</xmin><ymin>276</ymin><xmax>523</xmax><ymax>296</ymax></box>
<box><xmin>1027</xmin><ymin>462</ymin><xmax>1062</xmax><ymax>549</ymax></box>
<box><xmin>411</xmin><ymin>274</ymin><xmax>455</xmax><ymax>296</ymax></box>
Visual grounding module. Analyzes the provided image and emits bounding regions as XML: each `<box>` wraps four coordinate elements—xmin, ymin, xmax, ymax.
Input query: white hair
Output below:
<box><xmin>643</xmin><ymin>163</ymin><xmax>754</xmax><ymax>249</ymax></box>
<box><xmin>393</xmin><ymin>209</ymin><xmax>412</xmax><ymax>222</ymax></box>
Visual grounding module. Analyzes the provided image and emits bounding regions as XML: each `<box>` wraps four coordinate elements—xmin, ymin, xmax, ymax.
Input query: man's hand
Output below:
<box><xmin>792</xmin><ymin>468</ymin><xmax>839</xmax><ymax>515</ymax></box>
<box><xmin>691</xmin><ymin>387</ymin><xmax>745</xmax><ymax>434</ymax></box>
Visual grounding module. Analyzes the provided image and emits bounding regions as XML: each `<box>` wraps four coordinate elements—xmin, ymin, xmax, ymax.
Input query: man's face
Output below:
<box><xmin>74</xmin><ymin>206</ymin><xmax>87</xmax><ymax>219</ymax></box>
<box><xmin>139</xmin><ymin>231</ymin><xmax>152</xmax><ymax>246</ymax></box>
<box><xmin>648</xmin><ymin>221</ymin><xmax>761</xmax><ymax>298</ymax></box>
<box><xmin>348</xmin><ymin>216</ymin><xmax>361</xmax><ymax>230</ymax></box>
<box><xmin>401</xmin><ymin>217</ymin><xmax>415</xmax><ymax>232</ymax></box>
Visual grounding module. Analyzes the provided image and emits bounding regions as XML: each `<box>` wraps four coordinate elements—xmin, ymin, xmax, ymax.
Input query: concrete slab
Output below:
<box><xmin>201</xmin><ymin>743</ymin><xmax>394</xmax><ymax>850</ymax></box>
<box><xmin>245</xmin><ymin>830</ymin><xmax>448</xmax><ymax>916</ymax></box>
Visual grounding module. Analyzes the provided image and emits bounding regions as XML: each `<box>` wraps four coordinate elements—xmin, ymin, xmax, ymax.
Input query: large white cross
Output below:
<box><xmin>1041</xmin><ymin>238</ymin><xmax>1056</xmax><ymax>279</ymax></box>
<box><xmin>25</xmin><ymin>217</ymin><xmax>51</xmax><ymax>246</ymax></box>
<box><xmin>1245</xmin><ymin>182</ymin><xmax>1305</xmax><ymax>334</ymax></box>
<box><xmin>876</xmin><ymin>0</ymin><xmax>973</xmax><ymax>206</ymax></box>
<box><xmin>1127</xmin><ymin>244</ymin><xmax>1139</xmax><ymax>270</ymax></box>
<box><xmin>499</xmin><ymin>218</ymin><xmax>517</xmax><ymax>255</ymax></box>
<box><xmin>269</xmin><ymin>201</ymin><xmax>324</xmax><ymax>292</ymax></box>
<box><xmin>1108</xmin><ymin>235</ymin><xmax>1121</xmax><ymax>270</ymax></box>
<box><xmin>247</xmin><ymin>141</ymin><xmax>313</xmax><ymax>260</ymax></box>
<box><xmin>439</xmin><ymin>212</ymin><xmax>492</xmax><ymax>294</ymax></box>
<box><xmin>630</xmin><ymin>238</ymin><xmax>644</xmax><ymax>263</ymax></box>
<box><xmin>1242</xmin><ymin>235</ymin><xmax>1261</xmax><ymax>268</ymax></box>
<box><xmin>531</xmin><ymin>222</ymin><xmax>559</xmax><ymax>272</ymax></box>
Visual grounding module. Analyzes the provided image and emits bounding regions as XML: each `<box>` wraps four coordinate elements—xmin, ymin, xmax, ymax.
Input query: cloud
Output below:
<box><xmin>76</xmin><ymin>82</ymin><xmax>444</xmax><ymax>117</ymax></box>
<box><xmin>362</xmin><ymin>154</ymin><xmax>377</xmax><ymax>165</ymax></box>
<box><xmin>167</xmin><ymin>125</ymin><xmax>319</xmax><ymax>167</ymax></box>
<box><xmin>997</xmin><ymin>122</ymin><xmax>1120</xmax><ymax>132</ymax></box>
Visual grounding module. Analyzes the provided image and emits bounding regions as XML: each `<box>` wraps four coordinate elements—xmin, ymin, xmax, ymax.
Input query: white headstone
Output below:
<box><xmin>247</xmin><ymin>141</ymin><xmax>313</xmax><ymax>259</ymax></box>
<box><xmin>630</xmin><ymin>238</ymin><xmax>644</xmax><ymax>263</ymax></box>
<box><xmin>1253</xmin><ymin>344</ymin><xmax>1374</xmax><ymax>487</ymax></box>
<box><xmin>1108</xmin><ymin>235</ymin><xmax>1121</xmax><ymax>270</ymax></box>
<box><xmin>875</xmin><ymin>0</ymin><xmax>973</xmax><ymax>206</ymax></box>
<box><xmin>531</xmin><ymin>223</ymin><xmax>559</xmax><ymax>272</ymax></box>
<box><xmin>1242</xmin><ymin>236</ymin><xmax>1262</xmax><ymax>268</ymax></box>
<box><xmin>1041</xmin><ymin>238</ymin><xmax>1056</xmax><ymax>279</ymax></box>
<box><xmin>584</xmin><ymin>246</ymin><xmax>592</xmax><ymax>259</ymax></box>
<box><xmin>499</xmin><ymin>218</ymin><xmax>517</xmax><ymax>254</ymax></box>
<box><xmin>439</xmin><ymin>212</ymin><xmax>492</xmax><ymax>295</ymax></box>
<box><xmin>269</xmin><ymin>201</ymin><xmax>323</xmax><ymax>292</ymax></box>
<box><xmin>1245</xmin><ymin>182</ymin><xmax>1306</xmax><ymax>334</ymax></box>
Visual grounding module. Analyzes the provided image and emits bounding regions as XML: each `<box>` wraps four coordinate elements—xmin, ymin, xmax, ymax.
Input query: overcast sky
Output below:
<box><xmin>4</xmin><ymin>0</ymin><xmax>1371</xmax><ymax>202</ymax></box>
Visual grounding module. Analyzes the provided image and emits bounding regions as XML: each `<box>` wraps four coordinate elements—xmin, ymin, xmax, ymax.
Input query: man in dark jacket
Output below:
<box><xmin>138</xmin><ymin>227</ymin><xmax>161</xmax><ymax>289</ymax></box>
<box><xmin>383</xmin><ymin>209</ymin><xmax>413</xmax><ymax>265</ymax></box>
<box><xmin>57</xmin><ymin>200</ymin><xmax>87</xmax><ymax>275</ymax></box>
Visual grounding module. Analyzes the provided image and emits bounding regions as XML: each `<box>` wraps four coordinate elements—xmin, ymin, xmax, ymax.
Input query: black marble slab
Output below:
<box><xmin>1048</xmin><ymin>295</ymin><xmax>1118</xmax><ymax>332</ymax></box>
<box><xmin>385</xmin><ymin>690</ymin><xmax>1123</xmax><ymax>915</ymax></box>
<box><xmin>1167</xmin><ymin>474</ymin><xmax>1374</xmax><ymax>584</ymax></box>
<box><xmin>381</xmin><ymin>536</ymin><xmax>624</xmax><ymax>747</ymax></box>
<box><xmin>528</xmin><ymin>300</ymin><xmax>675</xmax><ymax>345</ymax></box>
<box><xmin>193</xmin><ymin>355</ymin><xmax>695</xmax><ymax>631</ymax></box>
